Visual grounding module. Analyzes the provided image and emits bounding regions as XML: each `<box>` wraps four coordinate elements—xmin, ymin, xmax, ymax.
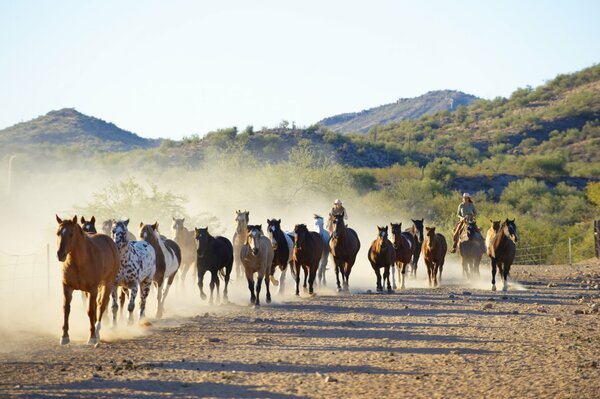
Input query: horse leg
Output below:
<box><xmin>119</xmin><ymin>288</ymin><xmax>128</xmax><ymax>320</ymax></box>
<box><xmin>308</xmin><ymin>264</ymin><xmax>317</xmax><ymax>295</ymax></box>
<box><xmin>400</xmin><ymin>262</ymin><xmax>407</xmax><ymax>290</ymax></box>
<box><xmin>278</xmin><ymin>266</ymin><xmax>286</xmax><ymax>295</ymax></box>
<box><xmin>209</xmin><ymin>270</ymin><xmax>216</xmax><ymax>305</ymax></box>
<box><xmin>96</xmin><ymin>284</ymin><xmax>112</xmax><ymax>344</ymax></box>
<box><xmin>491</xmin><ymin>258</ymin><xmax>497</xmax><ymax>291</ymax></box>
<box><xmin>427</xmin><ymin>262</ymin><xmax>433</xmax><ymax>287</ymax></box>
<box><xmin>247</xmin><ymin>277</ymin><xmax>256</xmax><ymax>305</ymax></box>
<box><xmin>374</xmin><ymin>266</ymin><xmax>382</xmax><ymax>292</ymax></box>
<box><xmin>334</xmin><ymin>258</ymin><xmax>342</xmax><ymax>293</ymax></box>
<box><xmin>87</xmin><ymin>288</ymin><xmax>99</xmax><ymax>345</ymax></box>
<box><xmin>294</xmin><ymin>262</ymin><xmax>301</xmax><ymax>296</ymax></box>
<box><xmin>155</xmin><ymin>280</ymin><xmax>164</xmax><ymax>319</ymax></box>
<box><xmin>384</xmin><ymin>265</ymin><xmax>392</xmax><ymax>293</ymax></box>
<box><xmin>223</xmin><ymin>263</ymin><xmax>232</xmax><ymax>304</ymax></box>
<box><xmin>255</xmin><ymin>276</ymin><xmax>263</xmax><ymax>307</ymax></box>
<box><xmin>390</xmin><ymin>264</ymin><xmax>397</xmax><ymax>290</ymax></box>
<box><xmin>303</xmin><ymin>265</ymin><xmax>309</xmax><ymax>292</ymax></box>
<box><xmin>265</xmin><ymin>271</ymin><xmax>272</xmax><ymax>304</ymax></box>
<box><xmin>60</xmin><ymin>285</ymin><xmax>73</xmax><ymax>345</ymax></box>
<box><xmin>215</xmin><ymin>270</ymin><xmax>221</xmax><ymax>305</ymax></box>
<box><xmin>197</xmin><ymin>268</ymin><xmax>207</xmax><ymax>301</ymax></box>
<box><xmin>127</xmin><ymin>284</ymin><xmax>139</xmax><ymax>325</ymax></box>
<box><xmin>438</xmin><ymin>262</ymin><xmax>444</xmax><ymax>287</ymax></box>
<box><xmin>139</xmin><ymin>278</ymin><xmax>151</xmax><ymax>320</ymax></box>
<box><xmin>502</xmin><ymin>263</ymin><xmax>509</xmax><ymax>292</ymax></box>
<box><xmin>343</xmin><ymin>263</ymin><xmax>351</xmax><ymax>292</ymax></box>
<box><xmin>111</xmin><ymin>286</ymin><xmax>119</xmax><ymax>327</ymax></box>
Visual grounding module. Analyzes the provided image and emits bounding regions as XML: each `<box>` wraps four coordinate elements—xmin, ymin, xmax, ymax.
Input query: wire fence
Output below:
<box><xmin>0</xmin><ymin>244</ymin><xmax>59</xmax><ymax>298</ymax></box>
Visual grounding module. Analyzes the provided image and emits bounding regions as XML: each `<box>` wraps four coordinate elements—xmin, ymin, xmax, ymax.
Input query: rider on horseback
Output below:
<box><xmin>450</xmin><ymin>193</ymin><xmax>477</xmax><ymax>253</ymax></box>
<box><xmin>326</xmin><ymin>199</ymin><xmax>348</xmax><ymax>233</ymax></box>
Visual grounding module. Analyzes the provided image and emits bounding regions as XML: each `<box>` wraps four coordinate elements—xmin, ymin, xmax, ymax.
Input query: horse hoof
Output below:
<box><xmin>60</xmin><ymin>336</ymin><xmax>70</xmax><ymax>346</ymax></box>
<box><xmin>200</xmin><ymin>294</ymin><xmax>207</xmax><ymax>300</ymax></box>
<box><xmin>491</xmin><ymin>285</ymin><xmax>497</xmax><ymax>292</ymax></box>
<box><xmin>254</xmin><ymin>303</ymin><xmax>260</xmax><ymax>309</ymax></box>
<box><xmin>266</xmin><ymin>297</ymin><xmax>272</xmax><ymax>304</ymax></box>
<box><xmin>87</xmin><ymin>337</ymin><xmax>98</xmax><ymax>346</ymax></box>
<box><xmin>337</xmin><ymin>287</ymin><xmax>342</xmax><ymax>293</ymax></box>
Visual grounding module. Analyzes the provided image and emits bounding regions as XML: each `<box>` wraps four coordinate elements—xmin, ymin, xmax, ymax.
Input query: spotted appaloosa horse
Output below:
<box><xmin>172</xmin><ymin>218</ymin><xmax>197</xmax><ymax>286</ymax></box>
<box><xmin>195</xmin><ymin>227</ymin><xmax>233</xmax><ymax>304</ymax></box>
<box><xmin>139</xmin><ymin>222</ymin><xmax>181</xmax><ymax>318</ymax></box>
<box><xmin>56</xmin><ymin>215</ymin><xmax>120</xmax><ymax>346</ymax></box>
<box><xmin>240</xmin><ymin>225</ymin><xmax>274</xmax><ymax>307</ymax></box>
<box><xmin>368</xmin><ymin>226</ymin><xmax>395</xmax><ymax>293</ymax></box>
<box><xmin>390</xmin><ymin>222</ymin><xmax>415</xmax><ymax>290</ymax></box>
<box><xmin>313</xmin><ymin>215</ymin><xmax>330</xmax><ymax>286</ymax></box>
<box><xmin>490</xmin><ymin>219</ymin><xmax>519</xmax><ymax>292</ymax></box>
<box><xmin>422</xmin><ymin>227</ymin><xmax>447</xmax><ymax>288</ymax></box>
<box><xmin>111</xmin><ymin>220</ymin><xmax>156</xmax><ymax>324</ymax></box>
<box><xmin>232</xmin><ymin>210</ymin><xmax>249</xmax><ymax>279</ymax></box>
<box><xmin>266</xmin><ymin>219</ymin><xmax>293</xmax><ymax>294</ymax></box>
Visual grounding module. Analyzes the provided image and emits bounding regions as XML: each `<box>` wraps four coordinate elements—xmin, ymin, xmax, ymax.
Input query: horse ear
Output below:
<box><xmin>152</xmin><ymin>222</ymin><xmax>158</xmax><ymax>230</ymax></box>
<box><xmin>172</xmin><ymin>217</ymin><xmax>176</xmax><ymax>221</ymax></box>
<box><xmin>182</xmin><ymin>218</ymin><xmax>185</xmax><ymax>223</ymax></box>
<box><xmin>72</xmin><ymin>215</ymin><xmax>77</xmax><ymax>224</ymax></box>
<box><xmin>194</xmin><ymin>227</ymin><xmax>199</xmax><ymax>233</ymax></box>
<box><xmin>139</xmin><ymin>222</ymin><xmax>144</xmax><ymax>228</ymax></box>
<box><xmin>91</xmin><ymin>216</ymin><xmax>95</xmax><ymax>224</ymax></box>
<box><xmin>124</xmin><ymin>219</ymin><xmax>129</xmax><ymax>227</ymax></box>
<box><xmin>277</xmin><ymin>219</ymin><xmax>281</xmax><ymax>224</ymax></box>
<box><xmin>490</xmin><ymin>219</ymin><xmax>493</xmax><ymax>224</ymax></box>
<box><xmin>56</xmin><ymin>214</ymin><xmax>62</xmax><ymax>224</ymax></box>
<box><xmin>80</xmin><ymin>216</ymin><xmax>85</xmax><ymax>224</ymax></box>
<box><xmin>267</xmin><ymin>219</ymin><xmax>271</xmax><ymax>224</ymax></box>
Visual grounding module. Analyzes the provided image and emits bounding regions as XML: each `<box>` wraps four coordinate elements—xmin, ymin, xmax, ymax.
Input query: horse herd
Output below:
<box><xmin>55</xmin><ymin>212</ymin><xmax>519</xmax><ymax>346</ymax></box>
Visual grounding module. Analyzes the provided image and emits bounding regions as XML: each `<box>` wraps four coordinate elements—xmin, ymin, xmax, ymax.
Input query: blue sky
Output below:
<box><xmin>1</xmin><ymin>1</ymin><xmax>599</xmax><ymax>139</ymax></box>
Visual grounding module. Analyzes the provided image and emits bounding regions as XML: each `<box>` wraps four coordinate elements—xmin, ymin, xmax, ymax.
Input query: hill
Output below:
<box><xmin>318</xmin><ymin>90</ymin><xmax>479</xmax><ymax>133</ymax></box>
<box><xmin>0</xmin><ymin>108</ymin><xmax>159</xmax><ymax>152</ymax></box>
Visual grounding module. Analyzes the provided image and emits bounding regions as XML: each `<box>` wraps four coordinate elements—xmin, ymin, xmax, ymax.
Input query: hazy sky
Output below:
<box><xmin>1</xmin><ymin>1</ymin><xmax>599</xmax><ymax>139</ymax></box>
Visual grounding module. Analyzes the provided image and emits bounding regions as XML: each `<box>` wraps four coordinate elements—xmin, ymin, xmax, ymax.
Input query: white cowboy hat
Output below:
<box><xmin>462</xmin><ymin>193</ymin><xmax>471</xmax><ymax>198</ymax></box>
<box><xmin>334</xmin><ymin>199</ymin><xmax>343</xmax><ymax>205</ymax></box>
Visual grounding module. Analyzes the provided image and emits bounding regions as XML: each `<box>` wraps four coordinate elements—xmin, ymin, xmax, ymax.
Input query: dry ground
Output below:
<box><xmin>1</xmin><ymin>262</ymin><xmax>600</xmax><ymax>398</ymax></box>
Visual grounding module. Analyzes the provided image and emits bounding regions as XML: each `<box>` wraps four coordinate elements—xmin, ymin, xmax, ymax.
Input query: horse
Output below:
<box><xmin>490</xmin><ymin>219</ymin><xmax>519</xmax><ymax>292</ymax></box>
<box><xmin>240</xmin><ymin>225</ymin><xmax>274</xmax><ymax>307</ymax></box>
<box><xmin>404</xmin><ymin>219</ymin><xmax>424</xmax><ymax>277</ymax></box>
<box><xmin>368</xmin><ymin>226</ymin><xmax>396</xmax><ymax>293</ymax></box>
<box><xmin>329</xmin><ymin>212</ymin><xmax>361</xmax><ymax>292</ymax></box>
<box><xmin>292</xmin><ymin>224</ymin><xmax>324</xmax><ymax>296</ymax></box>
<box><xmin>266</xmin><ymin>219</ymin><xmax>294</xmax><ymax>294</ymax></box>
<box><xmin>111</xmin><ymin>220</ymin><xmax>156</xmax><ymax>324</ymax></box>
<box><xmin>55</xmin><ymin>215</ymin><xmax>120</xmax><ymax>346</ymax></box>
<box><xmin>422</xmin><ymin>227</ymin><xmax>447</xmax><ymax>288</ymax></box>
<box><xmin>101</xmin><ymin>220</ymin><xmax>114</xmax><ymax>235</ymax></box>
<box><xmin>486</xmin><ymin>220</ymin><xmax>501</xmax><ymax>259</ymax></box>
<box><xmin>139</xmin><ymin>222</ymin><xmax>181</xmax><ymax>318</ymax></box>
<box><xmin>80</xmin><ymin>216</ymin><xmax>97</xmax><ymax>234</ymax></box>
<box><xmin>172</xmin><ymin>217</ymin><xmax>197</xmax><ymax>287</ymax></box>
<box><xmin>313</xmin><ymin>214</ymin><xmax>330</xmax><ymax>286</ymax></box>
<box><xmin>390</xmin><ymin>222</ymin><xmax>415</xmax><ymax>290</ymax></box>
<box><xmin>195</xmin><ymin>227</ymin><xmax>233</xmax><ymax>304</ymax></box>
<box><xmin>458</xmin><ymin>220</ymin><xmax>485</xmax><ymax>279</ymax></box>
<box><xmin>232</xmin><ymin>210</ymin><xmax>249</xmax><ymax>279</ymax></box>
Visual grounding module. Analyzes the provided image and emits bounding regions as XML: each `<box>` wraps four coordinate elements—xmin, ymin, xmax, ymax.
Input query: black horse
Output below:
<box><xmin>195</xmin><ymin>227</ymin><xmax>234</xmax><ymax>304</ymax></box>
<box><xmin>266</xmin><ymin>219</ymin><xmax>294</xmax><ymax>294</ymax></box>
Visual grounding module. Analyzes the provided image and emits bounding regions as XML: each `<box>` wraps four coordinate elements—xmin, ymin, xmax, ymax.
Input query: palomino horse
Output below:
<box><xmin>313</xmin><ymin>215</ymin><xmax>330</xmax><ymax>286</ymax></box>
<box><xmin>368</xmin><ymin>226</ymin><xmax>396</xmax><ymax>293</ymax></box>
<box><xmin>292</xmin><ymin>224</ymin><xmax>324</xmax><ymax>296</ymax></box>
<box><xmin>139</xmin><ymin>222</ymin><xmax>181</xmax><ymax>318</ymax></box>
<box><xmin>195</xmin><ymin>227</ymin><xmax>233</xmax><ymax>304</ymax></box>
<box><xmin>422</xmin><ymin>227</ymin><xmax>447</xmax><ymax>288</ymax></box>
<box><xmin>80</xmin><ymin>216</ymin><xmax>97</xmax><ymax>234</ymax></box>
<box><xmin>55</xmin><ymin>215</ymin><xmax>120</xmax><ymax>346</ymax></box>
<box><xmin>111</xmin><ymin>220</ymin><xmax>156</xmax><ymax>324</ymax></box>
<box><xmin>390</xmin><ymin>222</ymin><xmax>415</xmax><ymax>290</ymax></box>
<box><xmin>266</xmin><ymin>219</ymin><xmax>293</xmax><ymax>294</ymax></box>
<box><xmin>240</xmin><ymin>225</ymin><xmax>274</xmax><ymax>307</ymax></box>
<box><xmin>405</xmin><ymin>219</ymin><xmax>424</xmax><ymax>277</ymax></box>
<box><xmin>232</xmin><ymin>210</ymin><xmax>250</xmax><ymax>279</ymax></box>
<box><xmin>329</xmin><ymin>213</ymin><xmax>361</xmax><ymax>292</ymax></box>
<box><xmin>458</xmin><ymin>220</ymin><xmax>485</xmax><ymax>279</ymax></box>
<box><xmin>490</xmin><ymin>219</ymin><xmax>519</xmax><ymax>292</ymax></box>
<box><xmin>172</xmin><ymin>218</ymin><xmax>197</xmax><ymax>287</ymax></box>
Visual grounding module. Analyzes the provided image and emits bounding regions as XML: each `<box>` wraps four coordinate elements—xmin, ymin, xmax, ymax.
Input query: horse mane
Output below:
<box><xmin>493</xmin><ymin>221</ymin><xmax>507</xmax><ymax>250</ymax></box>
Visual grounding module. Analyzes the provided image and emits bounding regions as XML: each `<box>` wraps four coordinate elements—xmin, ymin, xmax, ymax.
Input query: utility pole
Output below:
<box><xmin>7</xmin><ymin>155</ymin><xmax>16</xmax><ymax>195</ymax></box>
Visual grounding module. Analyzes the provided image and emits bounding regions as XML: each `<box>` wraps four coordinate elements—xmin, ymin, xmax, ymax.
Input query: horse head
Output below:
<box><xmin>313</xmin><ymin>214</ymin><xmax>324</xmax><ymax>229</ymax></box>
<box><xmin>172</xmin><ymin>217</ymin><xmax>186</xmax><ymax>236</ymax></box>
<box><xmin>466</xmin><ymin>220</ymin><xmax>478</xmax><ymax>240</ymax></box>
<box><xmin>56</xmin><ymin>215</ymin><xmax>81</xmax><ymax>262</ymax></box>
<box><xmin>139</xmin><ymin>222</ymin><xmax>160</xmax><ymax>243</ymax></box>
<box><xmin>266</xmin><ymin>219</ymin><xmax>282</xmax><ymax>250</ymax></box>
<box><xmin>412</xmin><ymin>219</ymin><xmax>424</xmax><ymax>243</ymax></box>
<box><xmin>80</xmin><ymin>216</ymin><xmax>97</xmax><ymax>234</ymax></box>
<box><xmin>236</xmin><ymin>210</ymin><xmax>250</xmax><ymax>234</ymax></box>
<box><xmin>390</xmin><ymin>223</ymin><xmax>402</xmax><ymax>249</ymax></box>
<box><xmin>101</xmin><ymin>219</ymin><xmax>114</xmax><ymax>235</ymax></box>
<box><xmin>112</xmin><ymin>219</ymin><xmax>130</xmax><ymax>244</ymax></box>
<box><xmin>425</xmin><ymin>226</ymin><xmax>437</xmax><ymax>249</ymax></box>
<box><xmin>489</xmin><ymin>220</ymin><xmax>501</xmax><ymax>232</ymax></box>
<box><xmin>331</xmin><ymin>213</ymin><xmax>346</xmax><ymax>239</ymax></box>
<box><xmin>294</xmin><ymin>224</ymin><xmax>309</xmax><ymax>250</ymax></box>
<box><xmin>246</xmin><ymin>225</ymin><xmax>262</xmax><ymax>255</ymax></box>
<box><xmin>504</xmin><ymin>219</ymin><xmax>519</xmax><ymax>243</ymax></box>
<box><xmin>377</xmin><ymin>226</ymin><xmax>389</xmax><ymax>251</ymax></box>
<box><xmin>195</xmin><ymin>227</ymin><xmax>210</xmax><ymax>255</ymax></box>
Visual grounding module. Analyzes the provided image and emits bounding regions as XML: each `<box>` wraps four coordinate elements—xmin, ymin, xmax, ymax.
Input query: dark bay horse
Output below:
<box><xmin>172</xmin><ymin>218</ymin><xmax>197</xmax><ymax>287</ymax></box>
<box><xmin>80</xmin><ymin>216</ymin><xmax>97</xmax><ymax>234</ymax></box>
<box><xmin>458</xmin><ymin>220</ymin><xmax>485</xmax><ymax>279</ymax></box>
<box><xmin>329</xmin><ymin>213</ymin><xmax>361</xmax><ymax>292</ymax></box>
<box><xmin>56</xmin><ymin>215</ymin><xmax>120</xmax><ymax>346</ymax></box>
<box><xmin>368</xmin><ymin>226</ymin><xmax>395</xmax><ymax>293</ymax></box>
<box><xmin>405</xmin><ymin>219</ymin><xmax>424</xmax><ymax>277</ymax></box>
<box><xmin>139</xmin><ymin>222</ymin><xmax>181</xmax><ymax>318</ymax></box>
<box><xmin>422</xmin><ymin>227</ymin><xmax>447</xmax><ymax>288</ymax></box>
<box><xmin>292</xmin><ymin>224</ymin><xmax>324</xmax><ymax>296</ymax></box>
<box><xmin>266</xmin><ymin>219</ymin><xmax>293</xmax><ymax>294</ymax></box>
<box><xmin>490</xmin><ymin>219</ymin><xmax>519</xmax><ymax>292</ymax></box>
<box><xmin>390</xmin><ymin>222</ymin><xmax>415</xmax><ymax>290</ymax></box>
<box><xmin>195</xmin><ymin>227</ymin><xmax>233</xmax><ymax>304</ymax></box>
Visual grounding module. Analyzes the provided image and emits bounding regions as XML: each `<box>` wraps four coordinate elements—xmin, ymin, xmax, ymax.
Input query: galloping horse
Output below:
<box><xmin>195</xmin><ymin>227</ymin><xmax>233</xmax><ymax>304</ymax></box>
<box><xmin>313</xmin><ymin>215</ymin><xmax>330</xmax><ymax>286</ymax></box>
<box><xmin>101</xmin><ymin>220</ymin><xmax>114</xmax><ymax>236</ymax></box>
<box><xmin>111</xmin><ymin>220</ymin><xmax>156</xmax><ymax>324</ymax></box>
<box><xmin>329</xmin><ymin>213</ymin><xmax>361</xmax><ymax>292</ymax></box>
<box><xmin>490</xmin><ymin>219</ymin><xmax>519</xmax><ymax>292</ymax></box>
<box><xmin>172</xmin><ymin>218</ymin><xmax>197</xmax><ymax>286</ymax></box>
<box><xmin>139</xmin><ymin>222</ymin><xmax>181</xmax><ymax>318</ymax></box>
<box><xmin>292</xmin><ymin>224</ymin><xmax>324</xmax><ymax>296</ymax></box>
<box><xmin>80</xmin><ymin>216</ymin><xmax>97</xmax><ymax>234</ymax></box>
<box><xmin>405</xmin><ymin>219</ymin><xmax>424</xmax><ymax>277</ymax></box>
<box><xmin>458</xmin><ymin>220</ymin><xmax>485</xmax><ymax>279</ymax></box>
<box><xmin>422</xmin><ymin>227</ymin><xmax>447</xmax><ymax>288</ymax></box>
<box><xmin>240</xmin><ymin>225</ymin><xmax>274</xmax><ymax>307</ymax></box>
<box><xmin>368</xmin><ymin>226</ymin><xmax>395</xmax><ymax>293</ymax></box>
<box><xmin>232</xmin><ymin>210</ymin><xmax>249</xmax><ymax>279</ymax></box>
<box><xmin>486</xmin><ymin>220</ymin><xmax>501</xmax><ymax>259</ymax></box>
<box><xmin>266</xmin><ymin>219</ymin><xmax>294</xmax><ymax>294</ymax></box>
<box><xmin>55</xmin><ymin>215</ymin><xmax>120</xmax><ymax>346</ymax></box>
<box><xmin>390</xmin><ymin>222</ymin><xmax>415</xmax><ymax>290</ymax></box>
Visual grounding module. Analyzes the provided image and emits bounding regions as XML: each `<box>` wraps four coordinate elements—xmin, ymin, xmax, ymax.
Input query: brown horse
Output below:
<box><xmin>172</xmin><ymin>217</ymin><xmax>197</xmax><ymax>287</ymax></box>
<box><xmin>490</xmin><ymin>219</ymin><xmax>519</xmax><ymax>292</ymax></box>
<box><xmin>422</xmin><ymin>227</ymin><xmax>447</xmax><ymax>287</ymax></box>
<box><xmin>405</xmin><ymin>219</ymin><xmax>424</xmax><ymax>277</ymax></box>
<box><xmin>55</xmin><ymin>215</ymin><xmax>120</xmax><ymax>346</ymax></box>
<box><xmin>368</xmin><ymin>226</ymin><xmax>395</xmax><ymax>293</ymax></box>
<box><xmin>458</xmin><ymin>220</ymin><xmax>485</xmax><ymax>279</ymax></box>
<box><xmin>240</xmin><ymin>225</ymin><xmax>274</xmax><ymax>307</ymax></box>
<box><xmin>329</xmin><ymin>212</ymin><xmax>361</xmax><ymax>292</ymax></box>
<box><xmin>232</xmin><ymin>210</ymin><xmax>250</xmax><ymax>279</ymax></box>
<box><xmin>390</xmin><ymin>223</ymin><xmax>415</xmax><ymax>290</ymax></box>
<box><xmin>292</xmin><ymin>224</ymin><xmax>324</xmax><ymax>296</ymax></box>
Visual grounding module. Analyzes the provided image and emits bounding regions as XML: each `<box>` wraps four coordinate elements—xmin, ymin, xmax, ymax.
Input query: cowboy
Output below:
<box><xmin>326</xmin><ymin>199</ymin><xmax>348</xmax><ymax>232</ymax></box>
<box><xmin>450</xmin><ymin>193</ymin><xmax>477</xmax><ymax>253</ymax></box>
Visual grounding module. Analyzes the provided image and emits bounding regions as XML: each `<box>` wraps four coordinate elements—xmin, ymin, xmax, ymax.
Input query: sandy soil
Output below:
<box><xmin>1</xmin><ymin>261</ymin><xmax>599</xmax><ymax>399</ymax></box>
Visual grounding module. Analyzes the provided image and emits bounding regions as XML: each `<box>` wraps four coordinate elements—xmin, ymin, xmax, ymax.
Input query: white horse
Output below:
<box><xmin>111</xmin><ymin>220</ymin><xmax>156</xmax><ymax>324</ymax></box>
<box><xmin>232</xmin><ymin>210</ymin><xmax>249</xmax><ymax>280</ymax></box>
<box><xmin>313</xmin><ymin>215</ymin><xmax>330</xmax><ymax>286</ymax></box>
<box><xmin>139</xmin><ymin>222</ymin><xmax>181</xmax><ymax>318</ymax></box>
